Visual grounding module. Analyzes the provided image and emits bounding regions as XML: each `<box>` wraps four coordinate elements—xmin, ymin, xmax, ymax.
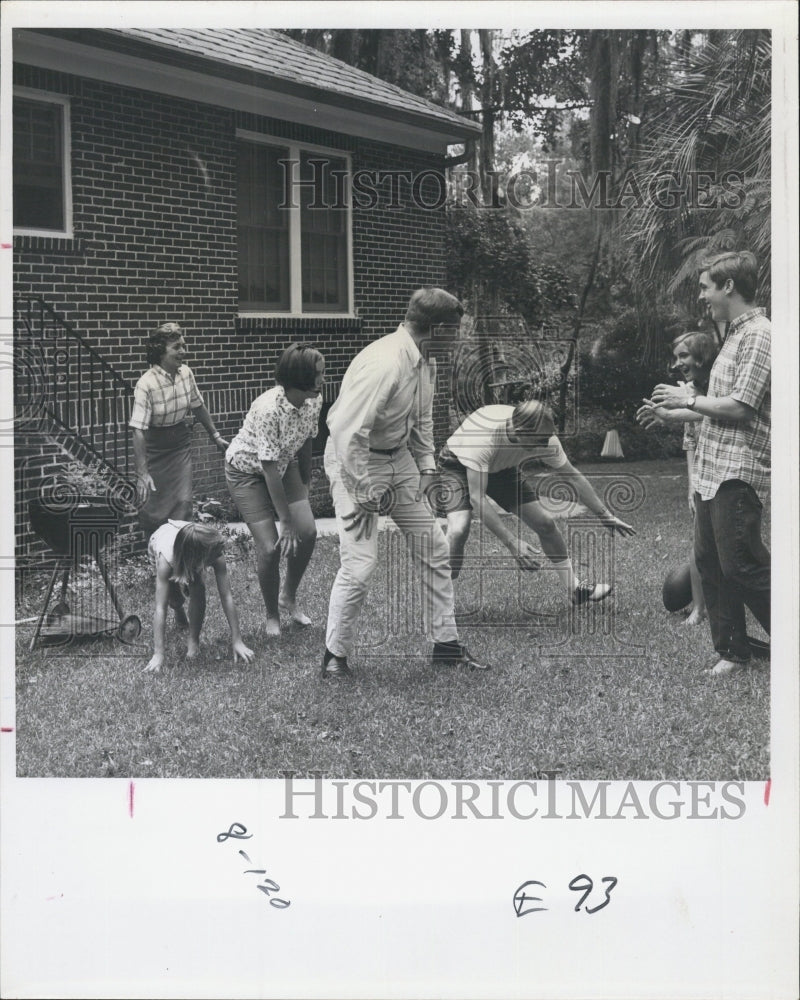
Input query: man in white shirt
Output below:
<box><xmin>323</xmin><ymin>288</ymin><xmax>488</xmax><ymax>678</ymax></box>
<box><xmin>437</xmin><ymin>401</ymin><xmax>635</xmax><ymax>603</ymax></box>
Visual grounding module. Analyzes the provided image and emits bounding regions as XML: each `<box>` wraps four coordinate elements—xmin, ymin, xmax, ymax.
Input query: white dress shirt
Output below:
<box><xmin>327</xmin><ymin>324</ymin><xmax>436</xmax><ymax>494</ymax></box>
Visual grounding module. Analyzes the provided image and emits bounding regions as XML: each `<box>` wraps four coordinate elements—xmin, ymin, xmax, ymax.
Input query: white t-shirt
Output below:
<box><xmin>445</xmin><ymin>405</ymin><xmax>569</xmax><ymax>474</ymax></box>
<box><xmin>147</xmin><ymin>519</ymin><xmax>190</xmax><ymax>570</ymax></box>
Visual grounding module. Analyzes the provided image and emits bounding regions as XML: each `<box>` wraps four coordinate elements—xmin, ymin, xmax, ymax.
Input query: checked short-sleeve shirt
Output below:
<box><xmin>129</xmin><ymin>364</ymin><xmax>204</xmax><ymax>429</ymax></box>
<box><xmin>225</xmin><ymin>385</ymin><xmax>322</xmax><ymax>478</ymax></box>
<box><xmin>693</xmin><ymin>308</ymin><xmax>771</xmax><ymax>503</ymax></box>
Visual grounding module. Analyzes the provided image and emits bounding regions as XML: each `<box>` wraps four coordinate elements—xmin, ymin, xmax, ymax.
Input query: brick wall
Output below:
<box><xmin>13</xmin><ymin>63</ymin><xmax>450</xmax><ymax>561</ymax></box>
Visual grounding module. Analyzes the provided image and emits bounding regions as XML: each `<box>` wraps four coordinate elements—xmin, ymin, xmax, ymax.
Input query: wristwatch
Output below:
<box><xmin>685</xmin><ymin>395</ymin><xmax>697</xmax><ymax>410</ymax></box>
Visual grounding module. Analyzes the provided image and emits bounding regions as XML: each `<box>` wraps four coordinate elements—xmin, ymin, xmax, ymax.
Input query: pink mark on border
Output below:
<box><xmin>1</xmin><ymin>727</ymin><xmax>13</xmax><ymax>733</ymax></box>
<box><xmin>129</xmin><ymin>780</ymin><xmax>135</xmax><ymax>818</ymax></box>
<box><xmin>764</xmin><ymin>779</ymin><xmax>771</xmax><ymax>806</ymax></box>
<box><xmin>1</xmin><ymin>243</ymin><xmax>12</xmax><ymax>249</ymax></box>
<box><xmin>46</xmin><ymin>893</ymin><xmax>64</xmax><ymax>901</ymax></box>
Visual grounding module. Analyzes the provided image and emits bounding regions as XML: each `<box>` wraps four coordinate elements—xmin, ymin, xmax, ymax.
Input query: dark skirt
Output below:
<box><xmin>139</xmin><ymin>422</ymin><xmax>193</xmax><ymax>535</ymax></box>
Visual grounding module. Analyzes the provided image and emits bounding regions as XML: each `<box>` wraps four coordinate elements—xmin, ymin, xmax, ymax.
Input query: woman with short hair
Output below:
<box><xmin>130</xmin><ymin>322</ymin><xmax>228</xmax><ymax>536</ymax></box>
<box><xmin>225</xmin><ymin>343</ymin><xmax>325</xmax><ymax>636</ymax></box>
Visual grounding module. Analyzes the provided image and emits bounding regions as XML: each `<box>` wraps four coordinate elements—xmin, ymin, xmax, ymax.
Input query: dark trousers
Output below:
<box><xmin>694</xmin><ymin>480</ymin><xmax>771</xmax><ymax>662</ymax></box>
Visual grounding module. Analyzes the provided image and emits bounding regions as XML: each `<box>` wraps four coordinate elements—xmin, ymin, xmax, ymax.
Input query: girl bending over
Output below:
<box><xmin>146</xmin><ymin>520</ymin><xmax>254</xmax><ymax>672</ymax></box>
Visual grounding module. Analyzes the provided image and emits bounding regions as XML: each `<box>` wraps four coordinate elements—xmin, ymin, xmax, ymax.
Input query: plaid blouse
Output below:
<box><xmin>226</xmin><ymin>385</ymin><xmax>322</xmax><ymax>478</ymax></box>
<box><xmin>129</xmin><ymin>364</ymin><xmax>204</xmax><ymax>430</ymax></box>
<box><xmin>694</xmin><ymin>308</ymin><xmax>771</xmax><ymax>502</ymax></box>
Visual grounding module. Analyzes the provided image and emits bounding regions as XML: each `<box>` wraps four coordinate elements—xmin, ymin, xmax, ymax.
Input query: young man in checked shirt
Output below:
<box><xmin>649</xmin><ymin>251</ymin><xmax>771</xmax><ymax>676</ymax></box>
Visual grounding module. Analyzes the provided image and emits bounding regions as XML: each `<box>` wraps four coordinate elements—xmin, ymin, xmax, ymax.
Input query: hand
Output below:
<box><xmin>650</xmin><ymin>384</ymin><xmax>692</xmax><ymax>410</ymax></box>
<box><xmin>144</xmin><ymin>653</ymin><xmax>163</xmax><ymax>673</ymax></box>
<box><xmin>136</xmin><ymin>471</ymin><xmax>156</xmax><ymax>505</ymax></box>
<box><xmin>636</xmin><ymin>400</ymin><xmax>664</xmax><ymax>429</ymax></box>
<box><xmin>278</xmin><ymin>518</ymin><xmax>300</xmax><ymax>556</ymax></box>
<box><xmin>416</xmin><ymin>470</ymin><xmax>436</xmax><ymax>503</ymax></box>
<box><xmin>600</xmin><ymin>514</ymin><xmax>636</xmax><ymax>537</ymax></box>
<box><xmin>213</xmin><ymin>434</ymin><xmax>229</xmax><ymax>453</ymax></box>
<box><xmin>342</xmin><ymin>504</ymin><xmax>377</xmax><ymax>541</ymax></box>
<box><xmin>514</xmin><ymin>540</ymin><xmax>542</xmax><ymax>571</ymax></box>
<box><xmin>688</xmin><ymin>493</ymin><xmax>696</xmax><ymax>517</ymax></box>
<box><xmin>233</xmin><ymin>640</ymin><xmax>255</xmax><ymax>664</ymax></box>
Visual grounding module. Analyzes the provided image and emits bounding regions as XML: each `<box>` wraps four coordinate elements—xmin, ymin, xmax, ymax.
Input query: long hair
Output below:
<box><xmin>170</xmin><ymin>523</ymin><xmax>225</xmax><ymax>588</ymax></box>
<box><xmin>670</xmin><ymin>331</ymin><xmax>720</xmax><ymax>392</ymax></box>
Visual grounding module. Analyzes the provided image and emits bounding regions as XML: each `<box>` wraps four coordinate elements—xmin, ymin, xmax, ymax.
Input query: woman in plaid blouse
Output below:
<box><xmin>130</xmin><ymin>323</ymin><xmax>228</xmax><ymax>549</ymax></box>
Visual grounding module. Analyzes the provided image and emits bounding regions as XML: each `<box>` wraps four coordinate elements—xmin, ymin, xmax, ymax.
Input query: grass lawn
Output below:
<box><xmin>14</xmin><ymin>459</ymin><xmax>770</xmax><ymax>780</ymax></box>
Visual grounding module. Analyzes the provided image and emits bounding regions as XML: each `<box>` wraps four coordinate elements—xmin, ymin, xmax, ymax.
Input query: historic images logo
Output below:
<box><xmin>280</xmin><ymin>156</ymin><xmax>747</xmax><ymax>213</ymax></box>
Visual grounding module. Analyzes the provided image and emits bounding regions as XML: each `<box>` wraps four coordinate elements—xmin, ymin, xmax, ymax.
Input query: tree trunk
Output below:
<box><xmin>557</xmin><ymin>230</ymin><xmax>603</xmax><ymax>433</ymax></box>
<box><xmin>478</xmin><ymin>29</ymin><xmax>498</xmax><ymax>205</ymax></box>
<box><xmin>330</xmin><ymin>30</ymin><xmax>361</xmax><ymax>67</ymax></box>
<box><xmin>454</xmin><ymin>30</ymin><xmax>480</xmax><ymax>180</ymax></box>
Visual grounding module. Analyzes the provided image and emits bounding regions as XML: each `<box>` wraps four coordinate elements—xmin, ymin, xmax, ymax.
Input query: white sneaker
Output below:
<box><xmin>572</xmin><ymin>581</ymin><xmax>613</xmax><ymax>605</ymax></box>
<box><xmin>710</xmin><ymin>658</ymin><xmax>747</xmax><ymax>677</ymax></box>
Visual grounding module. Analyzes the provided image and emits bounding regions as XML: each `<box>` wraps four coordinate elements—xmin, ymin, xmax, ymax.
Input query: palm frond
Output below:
<box><xmin>621</xmin><ymin>29</ymin><xmax>771</xmax><ymax>352</ymax></box>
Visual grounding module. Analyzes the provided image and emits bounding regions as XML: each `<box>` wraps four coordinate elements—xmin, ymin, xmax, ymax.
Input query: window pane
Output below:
<box><xmin>300</xmin><ymin>153</ymin><xmax>347</xmax><ymax>312</ymax></box>
<box><xmin>237</xmin><ymin>142</ymin><xmax>290</xmax><ymax>310</ymax></box>
<box><xmin>13</xmin><ymin>97</ymin><xmax>65</xmax><ymax>231</ymax></box>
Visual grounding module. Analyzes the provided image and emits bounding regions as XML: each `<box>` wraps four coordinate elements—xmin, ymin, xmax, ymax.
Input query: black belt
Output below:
<box><xmin>369</xmin><ymin>445</ymin><xmax>403</xmax><ymax>457</ymax></box>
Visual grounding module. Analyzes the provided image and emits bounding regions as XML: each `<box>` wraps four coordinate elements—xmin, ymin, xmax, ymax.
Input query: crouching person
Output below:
<box><xmin>225</xmin><ymin>343</ymin><xmax>325</xmax><ymax>637</ymax></box>
<box><xmin>145</xmin><ymin>520</ymin><xmax>254</xmax><ymax>673</ymax></box>
<box><xmin>436</xmin><ymin>400</ymin><xmax>635</xmax><ymax>603</ymax></box>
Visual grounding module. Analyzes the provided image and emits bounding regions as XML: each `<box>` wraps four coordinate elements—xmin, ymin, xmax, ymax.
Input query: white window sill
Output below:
<box><xmin>14</xmin><ymin>229</ymin><xmax>74</xmax><ymax>239</ymax></box>
<box><xmin>237</xmin><ymin>313</ymin><xmax>359</xmax><ymax>321</ymax></box>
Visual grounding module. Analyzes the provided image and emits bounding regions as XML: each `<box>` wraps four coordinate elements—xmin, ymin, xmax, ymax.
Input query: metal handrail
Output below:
<box><xmin>13</xmin><ymin>296</ymin><xmax>134</xmax><ymax>484</ymax></box>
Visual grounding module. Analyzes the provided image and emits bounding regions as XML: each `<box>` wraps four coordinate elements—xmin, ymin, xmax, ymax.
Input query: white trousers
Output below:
<box><xmin>324</xmin><ymin>440</ymin><xmax>458</xmax><ymax>658</ymax></box>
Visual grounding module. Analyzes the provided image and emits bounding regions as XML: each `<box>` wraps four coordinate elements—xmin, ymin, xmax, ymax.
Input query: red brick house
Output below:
<box><xmin>12</xmin><ymin>27</ymin><xmax>481</xmax><ymax>560</ymax></box>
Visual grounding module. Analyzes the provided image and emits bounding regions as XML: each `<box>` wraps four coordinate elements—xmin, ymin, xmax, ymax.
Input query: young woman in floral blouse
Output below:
<box><xmin>225</xmin><ymin>343</ymin><xmax>325</xmax><ymax>636</ymax></box>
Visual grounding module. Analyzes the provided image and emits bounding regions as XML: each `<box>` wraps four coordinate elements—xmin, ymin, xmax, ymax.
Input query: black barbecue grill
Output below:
<box><xmin>28</xmin><ymin>497</ymin><xmax>141</xmax><ymax>650</ymax></box>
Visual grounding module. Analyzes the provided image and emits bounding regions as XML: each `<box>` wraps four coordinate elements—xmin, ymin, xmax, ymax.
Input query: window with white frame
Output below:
<box><xmin>236</xmin><ymin>132</ymin><xmax>351</xmax><ymax>314</ymax></box>
<box><xmin>13</xmin><ymin>90</ymin><xmax>72</xmax><ymax>236</ymax></box>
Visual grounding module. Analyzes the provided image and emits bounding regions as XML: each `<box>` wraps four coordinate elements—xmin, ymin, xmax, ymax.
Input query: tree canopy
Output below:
<box><xmin>282</xmin><ymin>28</ymin><xmax>771</xmax><ymax>356</ymax></box>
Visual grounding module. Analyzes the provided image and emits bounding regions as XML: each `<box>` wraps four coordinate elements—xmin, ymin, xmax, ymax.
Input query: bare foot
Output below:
<box><xmin>265</xmin><ymin>616</ymin><xmax>281</xmax><ymax>637</ymax></box>
<box><xmin>186</xmin><ymin>640</ymin><xmax>200</xmax><ymax>659</ymax></box>
<box><xmin>683</xmin><ymin>609</ymin><xmax>706</xmax><ymax>626</ymax></box>
<box><xmin>144</xmin><ymin>654</ymin><xmax>163</xmax><ymax>673</ymax></box>
<box><xmin>279</xmin><ymin>594</ymin><xmax>312</xmax><ymax>627</ymax></box>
